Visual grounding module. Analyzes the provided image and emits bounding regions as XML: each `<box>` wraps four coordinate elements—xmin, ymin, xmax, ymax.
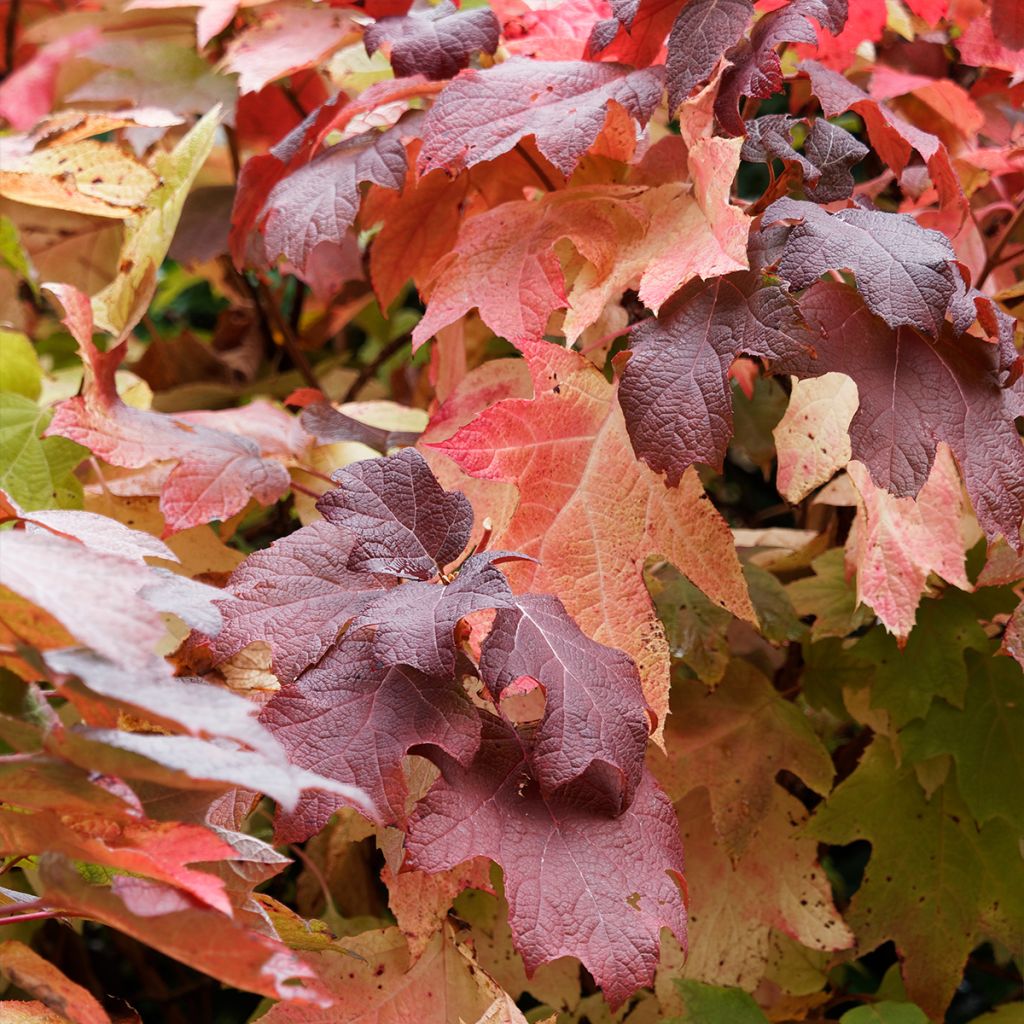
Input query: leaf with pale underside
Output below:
<box><xmin>845</xmin><ymin>452</ymin><xmax>970</xmax><ymax>638</ymax></box>
<box><xmin>773</xmin><ymin>374</ymin><xmax>857</xmax><ymax>503</ymax></box>
<box><xmin>36</xmin><ymin>854</ymin><xmax>330</xmax><ymax>1007</ymax></box>
<box><xmin>45</xmin><ymin>285</ymin><xmax>294</xmax><ymax>534</ymax></box>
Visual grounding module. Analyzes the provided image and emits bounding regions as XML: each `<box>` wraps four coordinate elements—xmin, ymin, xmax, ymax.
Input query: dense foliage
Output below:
<box><xmin>0</xmin><ymin>0</ymin><xmax>1022</xmax><ymax>1021</ymax></box>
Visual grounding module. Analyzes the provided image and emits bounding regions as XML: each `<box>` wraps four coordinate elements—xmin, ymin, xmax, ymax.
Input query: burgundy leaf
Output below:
<box><xmin>260</xmin><ymin>112</ymin><xmax>423</xmax><ymax>274</ymax></box>
<box><xmin>741</xmin><ymin>115</ymin><xmax>867</xmax><ymax>201</ymax></box>
<box><xmin>480</xmin><ymin>593</ymin><xmax>650</xmax><ymax>815</ymax></box>
<box><xmin>299</xmin><ymin>402</ymin><xmax>421</xmax><ymax>453</ymax></box>
<box><xmin>764</xmin><ymin>197</ymin><xmax>958</xmax><ymax>336</ymax></box>
<box><xmin>801</xmin><ymin>59</ymin><xmax>963</xmax><ymax>216</ymax></box>
<box><xmin>776</xmin><ymin>281</ymin><xmax>1024</xmax><ymax>547</ymax></box>
<box><xmin>417</xmin><ymin>58</ymin><xmax>664</xmax><ymax>177</ymax></box>
<box><xmin>405</xmin><ymin>713</ymin><xmax>687</xmax><ymax>1011</ymax></box>
<box><xmin>619</xmin><ymin>271</ymin><xmax>812</xmax><ymax>484</ymax></box>
<box><xmin>208</xmin><ymin>519</ymin><xmax>396</xmax><ymax>684</ymax></box>
<box><xmin>713</xmin><ymin>0</ymin><xmax>847</xmax><ymax>134</ymax></box>
<box><xmin>260</xmin><ymin>630</ymin><xmax>481</xmax><ymax>840</ymax></box>
<box><xmin>350</xmin><ymin>552</ymin><xmax>517</xmax><ymax>675</ymax></box>
<box><xmin>665</xmin><ymin>0</ymin><xmax>752</xmax><ymax>112</ymax></box>
<box><xmin>317</xmin><ymin>448</ymin><xmax>473</xmax><ymax>579</ymax></box>
<box><xmin>364</xmin><ymin>1</ymin><xmax>501</xmax><ymax>80</ymax></box>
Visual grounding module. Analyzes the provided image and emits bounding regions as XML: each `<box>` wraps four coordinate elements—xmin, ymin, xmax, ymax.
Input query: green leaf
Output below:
<box><xmin>840</xmin><ymin>1002</ymin><xmax>929</xmax><ymax>1024</ymax></box>
<box><xmin>0</xmin><ymin>330</ymin><xmax>42</xmax><ymax>400</ymax></box>
<box><xmin>805</xmin><ymin>737</ymin><xmax>1023</xmax><ymax>1018</ymax></box>
<box><xmin>851</xmin><ymin>589</ymin><xmax>993</xmax><ymax>728</ymax></box>
<box><xmin>91</xmin><ymin>107</ymin><xmax>222</xmax><ymax>337</ymax></box>
<box><xmin>0</xmin><ymin>393</ymin><xmax>85</xmax><ymax>510</ymax></box>
<box><xmin>0</xmin><ymin>214</ymin><xmax>36</xmax><ymax>288</ymax></box>
<box><xmin>668</xmin><ymin>979</ymin><xmax>770</xmax><ymax>1024</ymax></box>
<box><xmin>901</xmin><ymin>651</ymin><xmax>1024</xmax><ymax>830</ymax></box>
<box><xmin>790</xmin><ymin>548</ymin><xmax>874</xmax><ymax>640</ymax></box>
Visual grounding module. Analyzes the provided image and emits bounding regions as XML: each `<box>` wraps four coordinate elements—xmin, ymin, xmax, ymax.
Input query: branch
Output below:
<box><xmin>514</xmin><ymin>142</ymin><xmax>559</xmax><ymax>193</ymax></box>
<box><xmin>342</xmin><ymin>333</ymin><xmax>410</xmax><ymax>403</ymax></box>
<box><xmin>978</xmin><ymin>198</ymin><xmax>1024</xmax><ymax>288</ymax></box>
<box><xmin>2</xmin><ymin>0</ymin><xmax>21</xmax><ymax>83</ymax></box>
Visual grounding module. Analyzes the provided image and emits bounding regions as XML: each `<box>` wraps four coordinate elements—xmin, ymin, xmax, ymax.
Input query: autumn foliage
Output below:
<box><xmin>0</xmin><ymin>0</ymin><xmax>1022</xmax><ymax>1021</ymax></box>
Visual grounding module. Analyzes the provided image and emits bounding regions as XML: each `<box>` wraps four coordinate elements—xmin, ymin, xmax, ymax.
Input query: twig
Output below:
<box><xmin>515</xmin><ymin>141</ymin><xmax>559</xmax><ymax>193</ymax></box>
<box><xmin>2</xmin><ymin>0</ymin><xmax>21</xmax><ymax>82</ymax></box>
<box><xmin>0</xmin><ymin>908</ymin><xmax>73</xmax><ymax>927</ymax></box>
<box><xmin>341</xmin><ymin>333</ymin><xmax>410</xmax><ymax>403</ymax></box>
<box><xmin>978</xmin><ymin>199</ymin><xmax>1024</xmax><ymax>288</ymax></box>
<box><xmin>294</xmin><ymin>463</ymin><xmax>337</xmax><ymax>486</ymax></box>
<box><xmin>290</xmin><ymin>479</ymin><xmax>326</xmax><ymax>500</ymax></box>
<box><xmin>243</xmin><ymin>271</ymin><xmax>322</xmax><ymax>391</ymax></box>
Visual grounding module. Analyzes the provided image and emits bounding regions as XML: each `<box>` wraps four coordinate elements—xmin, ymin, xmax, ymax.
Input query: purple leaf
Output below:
<box><xmin>480</xmin><ymin>593</ymin><xmax>651</xmax><ymax>815</ymax></box>
<box><xmin>665</xmin><ymin>0</ymin><xmax>752</xmax><ymax>112</ymax></box>
<box><xmin>260</xmin><ymin>112</ymin><xmax>423</xmax><ymax>274</ymax></box>
<box><xmin>620</xmin><ymin>271</ymin><xmax>813</xmax><ymax>484</ymax></box>
<box><xmin>299</xmin><ymin>402</ymin><xmax>421</xmax><ymax>453</ymax></box>
<box><xmin>209</xmin><ymin>519</ymin><xmax>396</xmax><ymax>684</ymax></box>
<box><xmin>260</xmin><ymin>630</ymin><xmax>481</xmax><ymax>839</ymax></box>
<box><xmin>405</xmin><ymin>713</ymin><xmax>687</xmax><ymax>1011</ymax></box>
<box><xmin>351</xmin><ymin>552</ymin><xmax>517</xmax><ymax>675</ymax></box>
<box><xmin>764</xmin><ymin>197</ymin><xmax>958</xmax><ymax>336</ymax></box>
<box><xmin>777</xmin><ymin>281</ymin><xmax>1024</xmax><ymax>547</ymax></box>
<box><xmin>741</xmin><ymin>115</ymin><xmax>867</xmax><ymax>201</ymax></box>
<box><xmin>317</xmin><ymin>448</ymin><xmax>473</xmax><ymax>579</ymax></box>
<box><xmin>365</xmin><ymin>1</ymin><xmax>501</xmax><ymax>80</ymax></box>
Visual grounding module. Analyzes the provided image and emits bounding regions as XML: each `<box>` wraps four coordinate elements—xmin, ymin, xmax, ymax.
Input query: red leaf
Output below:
<box><xmin>405</xmin><ymin>712</ymin><xmax>686</xmax><ymax>1010</ymax></box>
<box><xmin>417</xmin><ymin>58</ymin><xmax>664</xmax><ymax>177</ymax></box>
<box><xmin>37</xmin><ymin>855</ymin><xmax>330</xmax><ymax>1007</ymax></box>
